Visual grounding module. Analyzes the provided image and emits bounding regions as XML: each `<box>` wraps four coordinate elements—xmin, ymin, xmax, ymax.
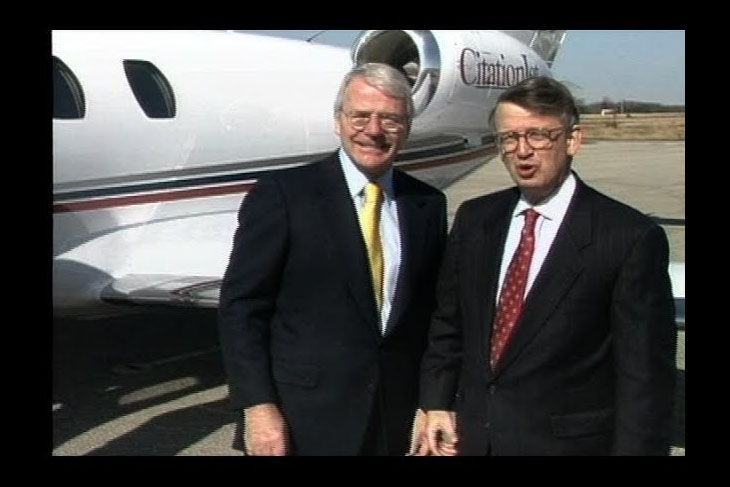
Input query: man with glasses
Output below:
<box><xmin>416</xmin><ymin>76</ymin><xmax>676</xmax><ymax>455</ymax></box>
<box><xmin>219</xmin><ymin>63</ymin><xmax>447</xmax><ymax>455</ymax></box>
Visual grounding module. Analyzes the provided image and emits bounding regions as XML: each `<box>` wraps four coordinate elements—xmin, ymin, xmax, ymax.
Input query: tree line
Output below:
<box><xmin>576</xmin><ymin>98</ymin><xmax>685</xmax><ymax>114</ymax></box>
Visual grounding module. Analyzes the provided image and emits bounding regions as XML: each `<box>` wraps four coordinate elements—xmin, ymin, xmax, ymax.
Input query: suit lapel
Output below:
<box><xmin>383</xmin><ymin>171</ymin><xmax>424</xmax><ymax>335</ymax></box>
<box><xmin>314</xmin><ymin>156</ymin><xmax>380</xmax><ymax>332</ymax></box>
<box><xmin>495</xmin><ymin>181</ymin><xmax>592</xmax><ymax>373</ymax></box>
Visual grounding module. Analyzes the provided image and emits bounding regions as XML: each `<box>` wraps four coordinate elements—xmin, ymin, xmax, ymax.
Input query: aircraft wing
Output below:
<box><xmin>669</xmin><ymin>262</ymin><xmax>685</xmax><ymax>328</ymax></box>
<box><xmin>100</xmin><ymin>274</ymin><xmax>221</xmax><ymax>308</ymax></box>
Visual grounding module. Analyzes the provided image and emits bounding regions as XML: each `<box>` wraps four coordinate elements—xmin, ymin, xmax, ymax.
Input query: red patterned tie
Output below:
<box><xmin>490</xmin><ymin>208</ymin><xmax>540</xmax><ymax>369</ymax></box>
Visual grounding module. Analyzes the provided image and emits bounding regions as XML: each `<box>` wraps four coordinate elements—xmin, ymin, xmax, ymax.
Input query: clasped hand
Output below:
<box><xmin>410</xmin><ymin>409</ymin><xmax>459</xmax><ymax>456</ymax></box>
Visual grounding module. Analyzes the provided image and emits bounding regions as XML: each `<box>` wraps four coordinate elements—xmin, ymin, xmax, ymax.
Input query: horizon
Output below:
<box><xmin>551</xmin><ymin>30</ymin><xmax>684</xmax><ymax>106</ymax></box>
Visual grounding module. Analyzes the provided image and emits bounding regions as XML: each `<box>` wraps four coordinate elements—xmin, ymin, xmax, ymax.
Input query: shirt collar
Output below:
<box><xmin>512</xmin><ymin>172</ymin><xmax>577</xmax><ymax>221</ymax></box>
<box><xmin>338</xmin><ymin>148</ymin><xmax>395</xmax><ymax>200</ymax></box>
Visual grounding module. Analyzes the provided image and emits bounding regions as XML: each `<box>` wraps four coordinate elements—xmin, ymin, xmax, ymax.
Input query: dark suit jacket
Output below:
<box><xmin>218</xmin><ymin>153</ymin><xmax>447</xmax><ymax>455</ymax></box>
<box><xmin>420</xmin><ymin>174</ymin><xmax>676</xmax><ymax>455</ymax></box>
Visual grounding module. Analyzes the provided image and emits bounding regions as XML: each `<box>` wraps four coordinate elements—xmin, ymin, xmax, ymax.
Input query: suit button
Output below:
<box><xmin>488</xmin><ymin>384</ymin><xmax>496</xmax><ymax>395</ymax></box>
<box><xmin>366</xmin><ymin>382</ymin><xmax>375</xmax><ymax>392</ymax></box>
<box><xmin>484</xmin><ymin>422</ymin><xmax>491</xmax><ymax>429</ymax></box>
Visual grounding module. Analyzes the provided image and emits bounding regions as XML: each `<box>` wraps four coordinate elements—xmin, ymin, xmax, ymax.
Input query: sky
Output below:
<box><xmin>551</xmin><ymin>30</ymin><xmax>685</xmax><ymax>105</ymax></box>
<box><xmin>250</xmin><ymin>30</ymin><xmax>684</xmax><ymax>106</ymax></box>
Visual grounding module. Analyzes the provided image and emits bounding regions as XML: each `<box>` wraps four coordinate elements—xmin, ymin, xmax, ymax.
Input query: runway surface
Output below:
<box><xmin>52</xmin><ymin>140</ymin><xmax>685</xmax><ymax>456</ymax></box>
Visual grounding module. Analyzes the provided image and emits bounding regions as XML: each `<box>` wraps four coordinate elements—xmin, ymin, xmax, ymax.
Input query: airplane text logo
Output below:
<box><xmin>460</xmin><ymin>49</ymin><xmax>539</xmax><ymax>88</ymax></box>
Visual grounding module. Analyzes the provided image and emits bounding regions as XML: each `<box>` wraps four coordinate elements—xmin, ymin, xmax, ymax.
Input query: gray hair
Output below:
<box><xmin>334</xmin><ymin>62</ymin><xmax>414</xmax><ymax>128</ymax></box>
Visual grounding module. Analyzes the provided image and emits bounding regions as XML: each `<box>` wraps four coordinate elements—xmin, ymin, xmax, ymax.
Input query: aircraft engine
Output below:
<box><xmin>352</xmin><ymin>30</ymin><xmax>441</xmax><ymax>117</ymax></box>
<box><xmin>351</xmin><ymin>30</ymin><xmax>554</xmax><ymax>140</ymax></box>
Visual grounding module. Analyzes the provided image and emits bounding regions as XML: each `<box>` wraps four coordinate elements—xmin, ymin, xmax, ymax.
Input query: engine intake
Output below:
<box><xmin>352</xmin><ymin>30</ymin><xmax>441</xmax><ymax>116</ymax></box>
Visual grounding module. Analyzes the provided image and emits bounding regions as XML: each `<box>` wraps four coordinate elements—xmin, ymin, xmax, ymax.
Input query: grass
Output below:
<box><xmin>579</xmin><ymin>112</ymin><xmax>685</xmax><ymax>141</ymax></box>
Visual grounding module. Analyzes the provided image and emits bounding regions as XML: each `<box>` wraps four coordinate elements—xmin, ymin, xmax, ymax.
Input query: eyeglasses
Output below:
<box><xmin>497</xmin><ymin>126</ymin><xmax>568</xmax><ymax>152</ymax></box>
<box><xmin>343</xmin><ymin>110</ymin><xmax>406</xmax><ymax>133</ymax></box>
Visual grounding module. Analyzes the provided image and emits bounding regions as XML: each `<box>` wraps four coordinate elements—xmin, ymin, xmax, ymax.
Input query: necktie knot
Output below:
<box><xmin>364</xmin><ymin>181</ymin><xmax>382</xmax><ymax>207</ymax></box>
<box><xmin>522</xmin><ymin>208</ymin><xmax>539</xmax><ymax>235</ymax></box>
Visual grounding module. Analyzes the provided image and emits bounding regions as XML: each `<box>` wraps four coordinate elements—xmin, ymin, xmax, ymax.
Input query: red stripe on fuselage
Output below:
<box><xmin>53</xmin><ymin>182</ymin><xmax>255</xmax><ymax>214</ymax></box>
<box><xmin>399</xmin><ymin>145</ymin><xmax>496</xmax><ymax>172</ymax></box>
<box><xmin>53</xmin><ymin>145</ymin><xmax>497</xmax><ymax>214</ymax></box>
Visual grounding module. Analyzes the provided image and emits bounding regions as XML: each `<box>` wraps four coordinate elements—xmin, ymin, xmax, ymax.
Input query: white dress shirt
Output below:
<box><xmin>496</xmin><ymin>173</ymin><xmax>577</xmax><ymax>303</ymax></box>
<box><xmin>339</xmin><ymin>149</ymin><xmax>402</xmax><ymax>332</ymax></box>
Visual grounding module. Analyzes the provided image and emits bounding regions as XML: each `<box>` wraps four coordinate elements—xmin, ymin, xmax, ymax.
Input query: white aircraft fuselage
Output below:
<box><xmin>53</xmin><ymin>30</ymin><xmax>564</xmax><ymax>317</ymax></box>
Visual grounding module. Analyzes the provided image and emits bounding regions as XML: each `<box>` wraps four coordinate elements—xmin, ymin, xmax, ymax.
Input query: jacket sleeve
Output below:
<box><xmin>218</xmin><ymin>177</ymin><xmax>289</xmax><ymax>409</ymax></box>
<box><xmin>611</xmin><ymin>223</ymin><xmax>676</xmax><ymax>455</ymax></box>
<box><xmin>419</xmin><ymin>203</ymin><xmax>466</xmax><ymax>411</ymax></box>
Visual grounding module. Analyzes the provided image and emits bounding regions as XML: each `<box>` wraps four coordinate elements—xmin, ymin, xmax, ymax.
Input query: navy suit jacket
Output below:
<box><xmin>420</xmin><ymin>174</ymin><xmax>676</xmax><ymax>455</ymax></box>
<box><xmin>219</xmin><ymin>153</ymin><xmax>447</xmax><ymax>455</ymax></box>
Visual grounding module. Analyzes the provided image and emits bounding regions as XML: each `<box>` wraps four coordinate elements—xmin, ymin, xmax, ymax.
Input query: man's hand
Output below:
<box><xmin>424</xmin><ymin>410</ymin><xmax>458</xmax><ymax>456</ymax></box>
<box><xmin>408</xmin><ymin>409</ymin><xmax>429</xmax><ymax>455</ymax></box>
<box><xmin>243</xmin><ymin>403</ymin><xmax>289</xmax><ymax>456</ymax></box>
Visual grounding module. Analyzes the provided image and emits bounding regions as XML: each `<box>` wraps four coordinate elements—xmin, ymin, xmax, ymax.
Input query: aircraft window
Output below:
<box><xmin>123</xmin><ymin>60</ymin><xmax>176</xmax><ymax>119</ymax></box>
<box><xmin>53</xmin><ymin>57</ymin><xmax>86</xmax><ymax>119</ymax></box>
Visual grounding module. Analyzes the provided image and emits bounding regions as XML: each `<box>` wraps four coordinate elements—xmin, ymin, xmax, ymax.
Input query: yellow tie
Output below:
<box><xmin>360</xmin><ymin>182</ymin><xmax>384</xmax><ymax>312</ymax></box>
